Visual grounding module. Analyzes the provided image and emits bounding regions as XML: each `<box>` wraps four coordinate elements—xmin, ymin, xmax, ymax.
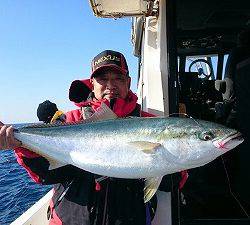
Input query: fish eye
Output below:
<box><xmin>198</xmin><ymin>131</ymin><xmax>214</xmax><ymax>141</ymax></box>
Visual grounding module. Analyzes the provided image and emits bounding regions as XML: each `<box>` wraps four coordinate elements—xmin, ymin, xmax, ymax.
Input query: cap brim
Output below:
<box><xmin>91</xmin><ymin>64</ymin><xmax>128</xmax><ymax>78</ymax></box>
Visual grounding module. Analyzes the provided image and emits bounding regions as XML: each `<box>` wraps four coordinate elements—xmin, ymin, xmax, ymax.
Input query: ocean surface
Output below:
<box><xmin>0</xmin><ymin>150</ymin><xmax>51</xmax><ymax>225</ymax></box>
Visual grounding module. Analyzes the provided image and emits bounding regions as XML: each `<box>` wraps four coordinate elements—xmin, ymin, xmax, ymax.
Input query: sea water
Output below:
<box><xmin>0</xmin><ymin>149</ymin><xmax>51</xmax><ymax>224</ymax></box>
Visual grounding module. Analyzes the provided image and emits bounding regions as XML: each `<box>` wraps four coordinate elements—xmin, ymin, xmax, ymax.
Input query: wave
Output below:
<box><xmin>0</xmin><ymin>150</ymin><xmax>51</xmax><ymax>224</ymax></box>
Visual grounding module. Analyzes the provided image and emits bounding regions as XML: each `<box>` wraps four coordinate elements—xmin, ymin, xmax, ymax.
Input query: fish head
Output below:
<box><xmin>160</xmin><ymin>118</ymin><xmax>244</xmax><ymax>167</ymax></box>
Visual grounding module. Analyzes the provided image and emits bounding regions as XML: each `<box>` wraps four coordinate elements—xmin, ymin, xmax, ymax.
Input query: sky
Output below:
<box><xmin>0</xmin><ymin>0</ymin><xmax>139</xmax><ymax>123</ymax></box>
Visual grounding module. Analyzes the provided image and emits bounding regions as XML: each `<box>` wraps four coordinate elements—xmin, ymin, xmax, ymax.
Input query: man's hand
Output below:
<box><xmin>0</xmin><ymin>121</ymin><xmax>22</xmax><ymax>150</ymax></box>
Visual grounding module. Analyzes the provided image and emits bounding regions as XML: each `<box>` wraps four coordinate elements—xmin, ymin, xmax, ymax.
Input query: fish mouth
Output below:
<box><xmin>213</xmin><ymin>131</ymin><xmax>244</xmax><ymax>150</ymax></box>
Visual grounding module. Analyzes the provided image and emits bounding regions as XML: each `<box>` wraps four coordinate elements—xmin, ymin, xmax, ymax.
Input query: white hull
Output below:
<box><xmin>11</xmin><ymin>190</ymin><xmax>171</xmax><ymax>225</ymax></box>
<box><xmin>11</xmin><ymin>190</ymin><xmax>53</xmax><ymax>225</ymax></box>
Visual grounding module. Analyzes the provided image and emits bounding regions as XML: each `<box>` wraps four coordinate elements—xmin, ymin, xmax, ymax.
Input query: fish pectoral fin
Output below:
<box><xmin>128</xmin><ymin>141</ymin><xmax>161</xmax><ymax>154</ymax></box>
<box><xmin>144</xmin><ymin>176</ymin><xmax>163</xmax><ymax>203</ymax></box>
<box><xmin>86</xmin><ymin>102</ymin><xmax>118</xmax><ymax>122</ymax></box>
<box><xmin>48</xmin><ymin>158</ymin><xmax>67</xmax><ymax>170</ymax></box>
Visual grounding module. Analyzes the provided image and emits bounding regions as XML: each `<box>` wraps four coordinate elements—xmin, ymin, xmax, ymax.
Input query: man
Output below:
<box><xmin>0</xmin><ymin>50</ymin><xmax>160</xmax><ymax>225</ymax></box>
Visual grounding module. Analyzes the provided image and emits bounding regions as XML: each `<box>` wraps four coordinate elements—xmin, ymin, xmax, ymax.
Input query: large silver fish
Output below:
<box><xmin>13</xmin><ymin>104</ymin><xmax>243</xmax><ymax>202</ymax></box>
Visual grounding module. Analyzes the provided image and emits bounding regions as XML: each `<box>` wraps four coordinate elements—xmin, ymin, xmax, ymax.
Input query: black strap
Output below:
<box><xmin>47</xmin><ymin>179</ymin><xmax>74</xmax><ymax>219</ymax></box>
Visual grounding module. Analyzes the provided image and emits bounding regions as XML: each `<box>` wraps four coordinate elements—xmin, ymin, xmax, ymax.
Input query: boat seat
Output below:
<box><xmin>214</xmin><ymin>78</ymin><xmax>235</xmax><ymax>126</ymax></box>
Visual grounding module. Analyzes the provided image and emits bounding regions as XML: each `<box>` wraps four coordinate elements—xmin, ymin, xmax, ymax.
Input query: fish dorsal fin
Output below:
<box><xmin>128</xmin><ymin>141</ymin><xmax>161</xmax><ymax>154</ymax></box>
<box><xmin>85</xmin><ymin>102</ymin><xmax>118</xmax><ymax>123</ymax></box>
<box><xmin>144</xmin><ymin>176</ymin><xmax>163</xmax><ymax>203</ymax></box>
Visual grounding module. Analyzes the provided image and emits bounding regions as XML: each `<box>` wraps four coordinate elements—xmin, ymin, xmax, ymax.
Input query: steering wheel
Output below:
<box><xmin>188</xmin><ymin>59</ymin><xmax>213</xmax><ymax>79</ymax></box>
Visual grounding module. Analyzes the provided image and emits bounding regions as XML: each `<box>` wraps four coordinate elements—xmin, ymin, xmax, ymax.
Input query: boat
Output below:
<box><xmin>11</xmin><ymin>0</ymin><xmax>250</xmax><ymax>224</ymax></box>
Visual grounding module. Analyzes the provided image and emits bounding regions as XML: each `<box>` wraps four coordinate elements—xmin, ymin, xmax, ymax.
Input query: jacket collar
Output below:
<box><xmin>75</xmin><ymin>90</ymin><xmax>138</xmax><ymax>118</ymax></box>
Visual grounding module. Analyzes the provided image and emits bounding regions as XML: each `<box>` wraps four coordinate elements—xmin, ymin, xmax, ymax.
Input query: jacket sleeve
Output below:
<box><xmin>14</xmin><ymin>147</ymin><xmax>44</xmax><ymax>183</ymax></box>
<box><xmin>14</xmin><ymin>109</ymin><xmax>84</xmax><ymax>184</ymax></box>
<box><xmin>14</xmin><ymin>146</ymin><xmax>86</xmax><ymax>185</ymax></box>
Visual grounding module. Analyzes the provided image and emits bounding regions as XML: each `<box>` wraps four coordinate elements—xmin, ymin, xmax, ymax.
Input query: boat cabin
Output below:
<box><xmin>133</xmin><ymin>1</ymin><xmax>250</xmax><ymax>224</ymax></box>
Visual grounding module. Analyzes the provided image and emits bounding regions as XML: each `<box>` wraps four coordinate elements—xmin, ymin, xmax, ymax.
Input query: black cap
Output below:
<box><xmin>37</xmin><ymin>100</ymin><xmax>58</xmax><ymax>123</ymax></box>
<box><xmin>91</xmin><ymin>50</ymin><xmax>129</xmax><ymax>78</ymax></box>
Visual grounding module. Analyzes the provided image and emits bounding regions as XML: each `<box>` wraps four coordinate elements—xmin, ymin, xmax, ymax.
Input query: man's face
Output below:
<box><xmin>90</xmin><ymin>69</ymin><xmax>130</xmax><ymax>101</ymax></box>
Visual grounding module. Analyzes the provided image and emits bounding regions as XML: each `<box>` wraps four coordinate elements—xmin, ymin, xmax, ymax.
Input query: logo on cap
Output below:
<box><xmin>94</xmin><ymin>55</ymin><xmax>120</xmax><ymax>67</ymax></box>
<box><xmin>91</xmin><ymin>50</ymin><xmax>128</xmax><ymax>77</ymax></box>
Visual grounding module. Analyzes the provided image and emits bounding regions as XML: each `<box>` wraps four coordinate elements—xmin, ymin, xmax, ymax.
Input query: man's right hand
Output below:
<box><xmin>0</xmin><ymin>121</ymin><xmax>22</xmax><ymax>150</ymax></box>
